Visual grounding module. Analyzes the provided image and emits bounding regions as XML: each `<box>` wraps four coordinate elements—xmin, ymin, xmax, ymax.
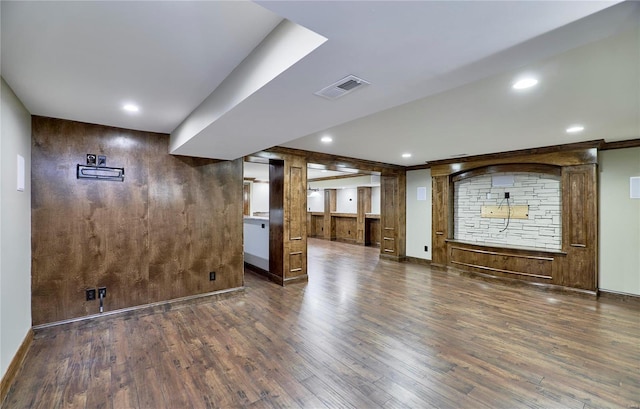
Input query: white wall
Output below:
<box><xmin>406</xmin><ymin>169</ymin><xmax>432</xmax><ymax>260</ymax></box>
<box><xmin>336</xmin><ymin>188</ymin><xmax>357</xmax><ymax>213</ymax></box>
<box><xmin>251</xmin><ymin>181</ymin><xmax>269</xmax><ymax>214</ymax></box>
<box><xmin>308</xmin><ymin>176</ymin><xmax>380</xmax><ymax>214</ymax></box>
<box><xmin>243</xmin><ymin>218</ymin><xmax>269</xmax><ymax>271</ymax></box>
<box><xmin>307</xmin><ymin>192</ymin><xmax>324</xmax><ymax>212</ymax></box>
<box><xmin>307</xmin><ymin>185</ymin><xmax>379</xmax><ymax>213</ymax></box>
<box><xmin>1</xmin><ymin>77</ymin><xmax>32</xmax><ymax>378</ymax></box>
<box><xmin>371</xmin><ymin>186</ymin><xmax>381</xmax><ymax>214</ymax></box>
<box><xmin>600</xmin><ymin>148</ymin><xmax>640</xmax><ymax>295</ymax></box>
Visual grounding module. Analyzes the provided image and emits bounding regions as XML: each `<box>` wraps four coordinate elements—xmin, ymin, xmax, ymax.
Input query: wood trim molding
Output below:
<box><xmin>331</xmin><ymin>212</ymin><xmax>357</xmax><ymax>218</ymax></box>
<box><xmin>33</xmin><ymin>287</ymin><xmax>245</xmax><ymax>331</ymax></box>
<box><xmin>405</xmin><ymin>256</ymin><xmax>432</xmax><ymax>266</ymax></box>
<box><xmin>255</xmin><ymin>146</ymin><xmax>405</xmax><ymax>173</ymax></box>
<box><xmin>600</xmin><ymin>139</ymin><xmax>640</xmax><ymax>151</ymax></box>
<box><xmin>409</xmin><ymin>140</ymin><xmax>604</xmax><ymax>171</ymax></box>
<box><xmin>451</xmin><ymin>163</ymin><xmax>561</xmax><ymax>182</ymax></box>
<box><xmin>431</xmin><ymin>148</ymin><xmax>598</xmax><ymax>177</ymax></box>
<box><xmin>380</xmin><ymin>253</ymin><xmax>406</xmax><ymax>262</ymax></box>
<box><xmin>0</xmin><ymin>329</ymin><xmax>34</xmax><ymax>405</ymax></box>
<box><xmin>309</xmin><ymin>173</ymin><xmax>370</xmax><ymax>182</ymax></box>
<box><xmin>283</xmin><ymin>275</ymin><xmax>309</xmax><ymax>285</ymax></box>
<box><xmin>245</xmin><ymin>262</ymin><xmax>284</xmax><ymax>286</ymax></box>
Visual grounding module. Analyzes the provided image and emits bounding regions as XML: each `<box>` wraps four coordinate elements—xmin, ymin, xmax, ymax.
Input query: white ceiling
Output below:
<box><xmin>2</xmin><ymin>1</ymin><xmax>638</xmax><ymax>167</ymax></box>
<box><xmin>1</xmin><ymin>1</ymin><xmax>282</xmax><ymax>134</ymax></box>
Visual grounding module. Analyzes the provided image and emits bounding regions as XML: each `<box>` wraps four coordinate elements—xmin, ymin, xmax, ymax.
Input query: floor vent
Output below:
<box><xmin>314</xmin><ymin>75</ymin><xmax>370</xmax><ymax>100</ymax></box>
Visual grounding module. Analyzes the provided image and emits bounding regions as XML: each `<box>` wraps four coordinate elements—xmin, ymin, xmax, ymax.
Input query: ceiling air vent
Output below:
<box><xmin>314</xmin><ymin>75</ymin><xmax>370</xmax><ymax>100</ymax></box>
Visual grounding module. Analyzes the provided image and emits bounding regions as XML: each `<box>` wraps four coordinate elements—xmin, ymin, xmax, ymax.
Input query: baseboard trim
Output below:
<box><xmin>332</xmin><ymin>238</ymin><xmax>358</xmax><ymax>245</ymax></box>
<box><xmin>245</xmin><ymin>262</ymin><xmax>283</xmax><ymax>285</ymax></box>
<box><xmin>405</xmin><ymin>256</ymin><xmax>431</xmax><ymax>266</ymax></box>
<box><xmin>244</xmin><ymin>262</ymin><xmax>309</xmax><ymax>286</ymax></box>
<box><xmin>379</xmin><ymin>253</ymin><xmax>406</xmax><ymax>262</ymax></box>
<box><xmin>0</xmin><ymin>328</ymin><xmax>34</xmax><ymax>405</ymax></box>
<box><xmin>284</xmin><ymin>274</ymin><xmax>309</xmax><ymax>285</ymax></box>
<box><xmin>33</xmin><ymin>287</ymin><xmax>245</xmax><ymax>331</ymax></box>
<box><xmin>598</xmin><ymin>289</ymin><xmax>640</xmax><ymax>306</ymax></box>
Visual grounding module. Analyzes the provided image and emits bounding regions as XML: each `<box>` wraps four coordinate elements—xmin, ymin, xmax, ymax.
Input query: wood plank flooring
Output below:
<box><xmin>4</xmin><ymin>238</ymin><xmax>640</xmax><ymax>408</ymax></box>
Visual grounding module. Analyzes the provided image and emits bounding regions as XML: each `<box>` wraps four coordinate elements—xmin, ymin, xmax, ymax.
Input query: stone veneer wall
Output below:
<box><xmin>454</xmin><ymin>172</ymin><xmax>561</xmax><ymax>250</ymax></box>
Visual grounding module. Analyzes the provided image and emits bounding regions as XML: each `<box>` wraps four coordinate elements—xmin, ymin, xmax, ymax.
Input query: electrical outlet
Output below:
<box><xmin>209</xmin><ymin>271</ymin><xmax>216</xmax><ymax>281</ymax></box>
<box><xmin>98</xmin><ymin>287</ymin><xmax>107</xmax><ymax>298</ymax></box>
<box><xmin>86</xmin><ymin>288</ymin><xmax>96</xmax><ymax>301</ymax></box>
<box><xmin>424</xmin><ymin>245</ymin><xmax>429</xmax><ymax>252</ymax></box>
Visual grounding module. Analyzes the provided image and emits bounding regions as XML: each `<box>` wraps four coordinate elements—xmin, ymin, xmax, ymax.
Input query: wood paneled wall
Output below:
<box><xmin>333</xmin><ymin>215</ymin><xmax>358</xmax><ymax>243</ymax></box>
<box><xmin>31</xmin><ymin>117</ymin><xmax>243</xmax><ymax>325</ymax></box>
<box><xmin>323</xmin><ymin>189</ymin><xmax>336</xmax><ymax>240</ymax></box>
<box><xmin>307</xmin><ymin>213</ymin><xmax>324</xmax><ymax>238</ymax></box>
<box><xmin>366</xmin><ymin>217</ymin><xmax>381</xmax><ymax>247</ymax></box>
<box><xmin>431</xmin><ymin>148</ymin><xmax>598</xmax><ymax>292</ymax></box>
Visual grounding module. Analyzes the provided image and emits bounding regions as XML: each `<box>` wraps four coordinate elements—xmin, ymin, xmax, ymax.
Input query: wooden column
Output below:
<box><xmin>269</xmin><ymin>159</ymin><xmax>284</xmax><ymax>283</ymax></box>
<box><xmin>268</xmin><ymin>155</ymin><xmax>308</xmax><ymax>285</ymax></box>
<box><xmin>558</xmin><ymin>164</ymin><xmax>598</xmax><ymax>291</ymax></box>
<box><xmin>380</xmin><ymin>172</ymin><xmax>406</xmax><ymax>260</ymax></box>
<box><xmin>431</xmin><ymin>175</ymin><xmax>450</xmax><ymax>267</ymax></box>
<box><xmin>323</xmin><ymin>189</ymin><xmax>336</xmax><ymax>240</ymax></box>
<box><xmin>356</xmin><ymin>187</ymin><xmax>372</xmax><ymax>245</ymax></box>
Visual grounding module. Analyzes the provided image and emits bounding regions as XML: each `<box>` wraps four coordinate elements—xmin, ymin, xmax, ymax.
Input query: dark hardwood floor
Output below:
<box><xmin>4</xmin><ymin>238</ymin><xmax>639</xmax><ymax>408</ymax></box>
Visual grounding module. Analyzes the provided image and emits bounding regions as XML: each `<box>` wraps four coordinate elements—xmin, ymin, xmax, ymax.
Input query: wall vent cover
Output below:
<box><xmin>314</xmin><ymin>75</ymin><xmax>370</xmax><ymax>100</ymax></box>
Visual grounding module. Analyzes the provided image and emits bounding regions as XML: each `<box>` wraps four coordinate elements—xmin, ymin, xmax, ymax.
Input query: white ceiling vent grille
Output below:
<box><xmin>314</xmin><ymin>75</ymin><xmax>370</xmax><ymax>100</ymax></box>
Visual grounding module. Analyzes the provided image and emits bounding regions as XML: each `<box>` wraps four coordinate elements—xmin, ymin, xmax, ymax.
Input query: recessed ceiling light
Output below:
<box><xmin>512</xmin><ymin>78</ymin><xmax>538</xmax><ymax>90</ymax></box>
<box><xmin>566</xmin><ymin>125</ymin><xmax>585</xmax><ymax>134</ymax></box>
<box><xmin>321</xmin><ymin>170</ymin><xmax>328</xmax><ymax>173</ymax></box>
<box><xmin>321</xmin><ymin>136</ymin><xmax>333</xmax><ymax>143</ymax></box>
<box><xmin>402</xmin><ymin>153</ymin><xmax>412</xmax><ymax>158</ymax></box>
<box><xmin>122</xmin><ymin>103</ymin><xmax>139</xmax><ymax>113</ymax></box>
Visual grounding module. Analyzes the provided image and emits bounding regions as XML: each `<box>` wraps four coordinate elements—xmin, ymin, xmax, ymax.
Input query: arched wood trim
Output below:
<box><xmin>452</xmin><ymin>163</ymin><xmax>561</xmax><ymax>183</ymax></box>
